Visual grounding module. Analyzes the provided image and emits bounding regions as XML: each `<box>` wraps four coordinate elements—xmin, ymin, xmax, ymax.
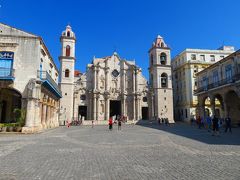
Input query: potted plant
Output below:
<box><xmin>13</xmin><ymin>108</ymin><xmax>26</xmax><ymax>132</ymax></box>
<box><xmin>0</xmin><ymin>123</ymin><xmax>3</xmax><ymax>132</ymax></box>
<box><xmin>1</xmin><ymin>124</ymin><xmax>7</xmax><ymax>132</ymax></box>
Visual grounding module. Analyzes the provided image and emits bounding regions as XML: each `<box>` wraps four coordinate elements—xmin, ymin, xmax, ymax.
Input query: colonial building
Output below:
<box><xmin>172</xmin><ymin>46</ymin><xmax>234</xmax><ymax>121</ymax></box>
<box><xmin>195</xmin><ymin>50</ymin><xmax>240</xmax><ymax>125</ymax></box>
<box><xmin>59</xmin><ymin>27</ymin><xmax>174</xmax><ymax>123</ymax></box>
<box><xmin>0</xmin><ymin>23</ymin><xmax>61</xmax><ymax>132</ymax></box>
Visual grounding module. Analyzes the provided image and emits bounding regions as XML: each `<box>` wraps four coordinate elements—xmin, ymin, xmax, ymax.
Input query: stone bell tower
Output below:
<box><xmin>148</xmin><ymin>35</ymin><xmax>174</xmax><ymax>123</ymax></box>
<box><xmin>59</xmin><ymin>25</ymin><xmax>76</xmax><ymax>123</ymax></box>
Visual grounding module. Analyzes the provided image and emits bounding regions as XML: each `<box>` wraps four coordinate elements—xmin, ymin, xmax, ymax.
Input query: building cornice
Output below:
<box><xmin>148</xmin><ymin>46</ymin><xmax>170</xmax><ymax>53</ymax></box>
<box><xmin>59</xmin><ymin>56</ymin><xmax>76</xmax><ymax>61</ymax></box>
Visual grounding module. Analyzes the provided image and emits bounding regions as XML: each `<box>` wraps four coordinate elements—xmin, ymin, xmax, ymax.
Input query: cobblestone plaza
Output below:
<box><xmin>0</xmin><ymin>123</ymin><xmax>239</xmax><ymax>180</ymax></box>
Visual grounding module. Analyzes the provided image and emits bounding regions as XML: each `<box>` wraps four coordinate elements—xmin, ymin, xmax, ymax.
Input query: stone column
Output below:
<box><xmin>42</xmin><ymin>103</ymin><xmax>47</xmax><ymax>129</ymax></box>
<box><xmin>34</xmin><ymin>101</ymin><xmax>41</xmax><ymax>128</ymax></box>
<box><xmin>96</xmin><ymin>68</ymin><xmax>99</xmax><ymax>90</ymax></box>
<box><xmin>151</xmin><ymin>94</ymin><xmax>154</xmax><ymax>119</ymax></box>
<box><xmin>210</xmin><ymin>98</ymin><xmax>216</xmax><ymax>117</ymax></box>
<box><xmin>122</xmin><ymin>95</ymin><xmax>126</xmax><ymax>116</ymax></box>
<box><xmin>88</xmin><ymin>95</ymin><xmax>92</xmax><ymax>120</ymax></box>
<box><xmin>96</xmin><ymin>95</ymin><xmax>99</xmax><ymax>120</ymax></box>
<box><xmin>122</xmin><ymin>66</ymin><xmax>126</xmax><ymax>93</ymax></box>
<box><xmin>135</xmin><ymin>69</ymin><xmax>138</xmax><ymax>93</ymax></box>
<box><xmin>94</xmin><ymin>67</ymin><xmax>97</xmax><ymax>90</ymax></box>
<box><xmin>223</xmin><ymin>96</ymin><xmax>229</xmax><ymax>118</ymax></box>
<box><xmin>137</xmin><ymin>97</ymin><xmax>141</xmax><ymax>120</ymax></box>
<box><xmin>105</xmin><ymin>96</ymin><xmax>110</xmax><ymax>120</ymax></box>
<box><xmin>25</xmin><ymin>100</ymin><xmax>35</xmax><ymax>127</ymax></box>
<box><xmin>133</xmin><ymin>96</ymin><xmax>136</xmax><ymax>120</ymax></box>
<box><xmin>132</xmin><ymin>69</ymin><xmax>135</xmax><ymax>93</ymax></box>
<box><xmin>105</xmin><ymin>60</ymin><xmax>109</xmax><ymax>91</ymax></box>
<box><xmin>46</xmin><ymin>105</ymin><xmax>51</xmax><ymax>128</ymax></box>
<box><xmin>93</xmin><ymin>94</ymin><xmax>97</xmax><ymax>120</ymax></box>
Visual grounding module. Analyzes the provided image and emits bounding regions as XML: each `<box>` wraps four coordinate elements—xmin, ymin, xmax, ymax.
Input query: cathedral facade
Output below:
<box><xmin>59</xmin><ymin>26</ymin><xmax>174</xmax><ymax>123</ymax></box>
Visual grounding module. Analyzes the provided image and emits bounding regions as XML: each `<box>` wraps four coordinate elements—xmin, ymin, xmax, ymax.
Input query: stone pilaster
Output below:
<box><xmin>42</xmin><ymin>103</ymin><xmax>47</xmax><ymax>129</ymax></box>
<box><xmin>96</xmin><ymin>94</ymin><xmax>99</xmax><ymax>120</ymax></box>
<box><xmin>105</xmin><ymin>94</ymin><xmax>110</xmax><ymax>120</ymax></box>
<box><xmin>93</xmin><ymin>94</ymin><xmax>97</xmax><ymax>120</ymax></box>
<box><xmin>121</xmin><ymin>95</ymin><xmax>126</xmax><ymax>116</ymax></box>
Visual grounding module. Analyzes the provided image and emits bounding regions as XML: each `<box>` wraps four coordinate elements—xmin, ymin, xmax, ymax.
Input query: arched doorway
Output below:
<box><xmin>225</xmin><ymin>90</ymin><xmax>240</xmax><ymax>125</ymax></box>
<box><xmin>0</xmin><ymin>88</ymin><xmax>22</xmax><ymax>123</ymax></box>
<box><xmin>203</xmin><ymin>97</ymin><xmax>211</xmax><ymax>117</ymax></box>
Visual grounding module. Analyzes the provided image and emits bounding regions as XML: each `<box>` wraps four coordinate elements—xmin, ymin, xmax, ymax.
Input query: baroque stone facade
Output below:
<box><xmin>59</xmin><ymin>26</ymin><xmax>175</xmax><ymax>123</ymax></box>
<box><xmin>73</xmin><ymin>52</ymin><xmax>148</xmax><ymax>121</ymax></box>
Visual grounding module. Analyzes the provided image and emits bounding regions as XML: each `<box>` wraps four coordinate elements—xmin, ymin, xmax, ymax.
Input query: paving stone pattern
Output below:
<box><xmin>0</xmin><ymin>122</ymin><xmax>240</xmax><ymax>180</ymax></box>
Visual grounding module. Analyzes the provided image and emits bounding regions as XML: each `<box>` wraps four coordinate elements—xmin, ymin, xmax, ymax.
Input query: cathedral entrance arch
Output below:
<box><xmin>78</xmin><ymin>106</ymin><xmax>87</xmax><ymax>121</ymax></box>
<box><xmin>142</xmin><ymin>107</ymin><xmax>148</xmax><ymax>120</ymax></box>
<box><xmin>110</xmin><ymin>100</ymin><xmax>121</xmax><ymax>120</ymax></box>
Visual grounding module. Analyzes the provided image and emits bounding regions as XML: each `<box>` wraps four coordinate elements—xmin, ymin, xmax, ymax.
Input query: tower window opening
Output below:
<box><xmin>66</xmin><ymin>45</ymin><xmax>71</xmax><ymax>57</ymax></box>
<box><xmin>161</xmin><ymin>73</ymin><xmax>168</xmax><ymax>88</ymax></box>
<box><xmin>160</xmin><ymin>52</ymin><xmax>167</xmax><ymax>65</ymax></box>
<box><xmin>67</xmin><ymin>31</ymin><xmax>70</xmax><ymax>37</ymax></box>
<box><xmin>65</xmin><ymin>69</ymin><xmax>70</xmax><ymax>77</ymax></box>
<box><xmin>161</xmin><ymin>42</ymin><xmax>164</xmax><ymax>47</ymax></box>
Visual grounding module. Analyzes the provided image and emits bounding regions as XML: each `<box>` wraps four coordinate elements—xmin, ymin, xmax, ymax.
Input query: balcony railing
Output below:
<box><xmin>0</xmin><ymin>67</ymin><xmax>15</xmax><ymax>80</ymax></box>
<box><xmin>37</xmin><ymin>70</ymin><xmax>62</xmax><ymax>98</ymax></box>
<box><xmin>195</xmin><ymin>73</ymin><xmax>240</xmax><ymax>94</ymax></box>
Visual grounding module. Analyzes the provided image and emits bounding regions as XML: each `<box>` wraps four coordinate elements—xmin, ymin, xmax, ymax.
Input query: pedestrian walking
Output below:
<box><xmin>197</xmin><ymin>116</ymin><xmax>201</xmax><ymax>129</ymax></box>
<box><xmin>206</xmin><ymin>116</ymin><xmax>212</xmax><ymax>132</ymax></box>
<box><xmin>212</xmin><ymin>115</ymin><xmax>219</xmax><ymax>136</ymax></box>
<box><xmin>118</xmin><ymin>116</ymin><xmax>122</xmax><ymax>130</ymax></box>
<box><xmin>67</xmin><ymin>120</ymin><xmax>70</xmax><ymax>128</ymax></box>
<box><xmin>225</xmin><ymin>116</ymin><xmax>232</xmax><ymax>133</ymax></box>
<box><xmin>92</xmin><ymin>120</ymin><xmax>94</xmax><ymax>128</ymax></box>
<box><xmin>109</xmin><ymin>117</ymin><xmax>113</xmax><ymax>131</ymax></box>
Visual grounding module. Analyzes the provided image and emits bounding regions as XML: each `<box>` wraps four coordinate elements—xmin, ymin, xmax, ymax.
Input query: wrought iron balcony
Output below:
<box><xmin>37</xmin><ymin>70</ymin><xmax>62</xmax><ymax>98</ymax></box>
<box><xmin>0</xmin><ymin>67</ymin><xmax>15</xmax><ymax>80</ymax></box>
<box><xmin>194</xmin><ymin>73</ymin><xmax>240</xmax><ymax>94</ymax></box>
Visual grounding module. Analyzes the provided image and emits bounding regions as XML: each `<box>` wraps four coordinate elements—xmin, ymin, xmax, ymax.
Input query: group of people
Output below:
<box><xmin>109</xmin><ymin>115</ymin><xmax>126</xmax><ymax>131</ymax></box>
<box><xmin>158</xmin><ymin>117</ymin><xmax>170</xmax><ymax>126</ymax></box>
<box><xmin>192</xmin><ymin>115</ymin><xmax>232</xmax><ymax>136</ymax></box>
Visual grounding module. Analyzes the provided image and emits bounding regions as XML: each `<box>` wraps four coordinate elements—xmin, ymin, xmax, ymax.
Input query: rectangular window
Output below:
<box><xmin>185</xmin><ymin>109</ymin><xmax>188</xmax><ymax>118</ymax></box>
<box><xmin>203</xmin><ymin>77</ymin><xmax>208</xmax><ymax>91</ymax></box>
<box><xmin>0</xmin><ymin>52</ymin><xmax>14</xmax><ymax>77</ymax></box>
<box><xmin>200</xmin><ymin>55</ymin><xmax>205</xmax><ymax>61</ymax></box>
<box><xmin>213</xmin><ymin>70</ymin><xmax>219</xmax><ymax>86</ymax></box>
<box><xmin>210</xmin><ymin>55</ymin><xmax>215</xmax><ymax>62</ymax></box>
<box><xmin>225</xmin><ymin>65</ymin><xmax>232</xmax><ymax>82</ymax></box>
<box><xmin>191</xmin><ymin>54</ymin><xmax>196</xmax><ymax>60</ymax></box>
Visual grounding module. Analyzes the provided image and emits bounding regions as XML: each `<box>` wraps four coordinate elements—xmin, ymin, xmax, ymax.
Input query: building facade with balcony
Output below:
<box><xmin>172</xmin><ymin>46</ymin><xmax>234</xmax><ymax>121</ymax></box>
<box><xmin>0</xmin><ymin>23</ymin><xmax>61</xmax><ymax>132</ymax></box>
<box><xmin>195</xmin><ymin>50</ymin><xmax>240</xmax><ymax>125</ymax></box>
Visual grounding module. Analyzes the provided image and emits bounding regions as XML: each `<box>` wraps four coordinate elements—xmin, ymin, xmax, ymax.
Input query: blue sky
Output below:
<box><xmin>1</xmin><ymin>0</ymin><xmax>240</xmax><ymax>78</ymax></box>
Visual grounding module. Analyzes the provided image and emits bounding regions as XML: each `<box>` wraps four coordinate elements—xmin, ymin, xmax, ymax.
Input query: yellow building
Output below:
<box><xmin>195</xmin><ymin>50</ymin><xmax>240</xmax><ymax>125</ymax></box>
<box><xmin>172</xmin><ymin>47</ymin><xmax>234</xmax><ymax>121</ymax></box>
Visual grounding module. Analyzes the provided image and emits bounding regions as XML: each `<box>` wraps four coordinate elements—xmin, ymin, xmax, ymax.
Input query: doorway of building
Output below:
<box><xmin>0</xmin><ymin>88</ymin><xmax>21</xmax><ymax>123</ymax></box>
<box><xmin>142</xmin><ymin>107</ymin><xmax>148</xmax><ymax>120</ymax></box>
<box><xmin>78</xmin><ymin>106</ymin><xmax>87</xmax><ymax>120</ymax></box>
<box><xmin>110</xmin><ymin>100</ymin><xmax>121</xmax><ymax>119</ymax></box>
